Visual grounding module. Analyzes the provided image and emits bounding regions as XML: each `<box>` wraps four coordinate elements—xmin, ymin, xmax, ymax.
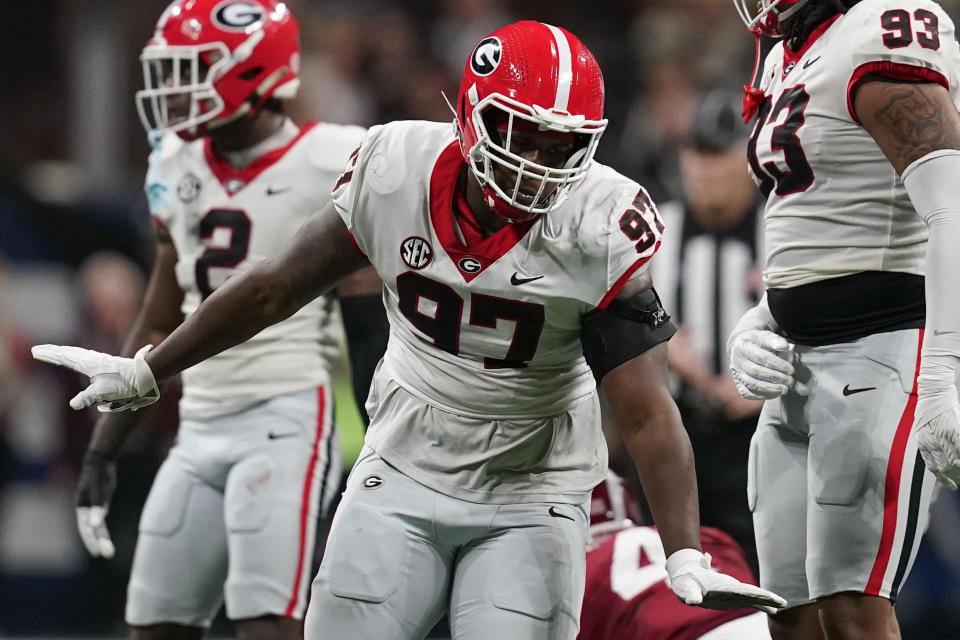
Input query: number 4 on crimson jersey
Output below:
<box><xmin>332</xmin><ymin>120</ymin><xmax>665</xmax><ymax>419</ymax></box>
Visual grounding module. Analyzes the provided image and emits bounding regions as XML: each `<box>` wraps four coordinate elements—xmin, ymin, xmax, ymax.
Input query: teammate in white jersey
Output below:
<box><xmin>728</xmin><ymin>0</ymin><xmax>960</xmax><ymax>638</ymax></box>
<box><xmin>33</xmin><ymin>20</ymin><xmax>785</xmax><ymax>639</ymax></box>
<box><xmin>66</xmin><ymin>2</ymin><xmax>386</xmax><ymax>639</ymax></box>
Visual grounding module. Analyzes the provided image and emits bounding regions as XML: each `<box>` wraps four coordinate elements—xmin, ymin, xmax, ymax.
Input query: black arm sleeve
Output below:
<box><xmin>339</xmin><ymin>294</ymin><xmax>389</xmax><ymax>428</ymax></box>
<box><xmin>580</xmin><ymin>288</ymin><xmax>677</xmax><ymax>383</ymax></box>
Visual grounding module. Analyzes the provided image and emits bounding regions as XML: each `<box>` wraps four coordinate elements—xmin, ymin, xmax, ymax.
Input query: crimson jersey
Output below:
<box><xmin>579</xmin><ymin>527</ymin><xmax>758</xmax><ymax>640</ymax></box>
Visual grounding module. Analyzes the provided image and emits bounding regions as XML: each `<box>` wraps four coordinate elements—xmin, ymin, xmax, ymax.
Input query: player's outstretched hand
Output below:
<box><xmin>728</xmin><ymin>329</ymin><xmax>795</xmax><ymax>401</ymax></box>
<box><xmin>76</xmin><ymin>451</ymin><xmax>117</xmax><ymax>558</ymax></box>
<box><xmin>915</xmin><ymin>404</ymin><xmax>960</xmax><ymax>491</ymax></box>
<box><xmin>31</xmin><ymin>344</ymin><xmax>159</xmax><ymax>412</ymax></box>
<box><xmin>666</xmin><ymin>548</ymin><xmax>787</xmax><ymax>615</ymax></box>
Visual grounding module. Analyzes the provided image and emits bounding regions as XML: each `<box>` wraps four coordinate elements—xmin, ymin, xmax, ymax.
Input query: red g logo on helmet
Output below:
<box><xmin>470</xmin><ymin>37</ymin><xmax>501</xmax><ymax>76</ymax></box>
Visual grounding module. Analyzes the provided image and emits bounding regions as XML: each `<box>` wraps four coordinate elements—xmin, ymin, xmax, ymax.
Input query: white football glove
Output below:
<box><xmin>728</xmin><ymin>329</ymin><xmax>795</xmax><ymax>401</ymax></box>
<box><xmin>77</xmin><ymin>506</ymin><xmax>116</xmax><ymax>559</ymax></box>
<box><xmin>914</xmin><ymin>355</ymin><xmax>960</xmax><ymax>491</ymax></box>
<box><xmin>31</xmin><ymin>344</ymin><xmax>159</xmax><ymax>412</ymax></box>
<box><xmin>75</xmin><ymin>451</ymin><xmax>118</xmax><ymax>558</ymax></box>
<box><xmin>666</xmin><ymin>548</ymin><xmax>787</xmax><ymax>614</ymax></box>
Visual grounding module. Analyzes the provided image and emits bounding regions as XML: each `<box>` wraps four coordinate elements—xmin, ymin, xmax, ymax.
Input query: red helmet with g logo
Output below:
<box><xmin>734</xmin><ymin>0</ymin><xmax>811</xmax><ymax>36</ymax></box>
<box><xmin>455</xmin><ymin>21</ymin><xmax>607</xmax><ymax>223</ymax></box>
<box><xmin>136</xmin><ymin>0</ymin><xmax>300</xmax><ymax>140</ymax></box>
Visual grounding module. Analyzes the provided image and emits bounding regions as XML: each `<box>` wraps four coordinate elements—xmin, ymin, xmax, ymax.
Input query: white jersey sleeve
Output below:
<box><xmin>331</xmin><ymin>124</ymin><xmax>385</xmax><ymax>258</ymax></box>
<box><xmin>144</xmin><ymin>132</ymin><xmax>183</xmax><ymax>227</ymax></box>
<box><xmin>749</xmin><ymin>0</ymin><xmax>960</xmax><ymax>289</ymax></box>
<box><xmin>845</xmin><ymin>0</ymin><xmax>959</xmax><ymax>94</ymax></box>
<box><xmin>147</xmin><ymin>122</ymin><xmax>366</xmax><ymax>418</ymax></box>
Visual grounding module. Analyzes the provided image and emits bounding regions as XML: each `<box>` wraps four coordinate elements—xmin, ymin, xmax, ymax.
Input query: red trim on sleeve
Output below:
<box><xmin>847</xmin><ymin>62</ymin><xmax>949</xmax><ymax>123</ymax></box>
<box><xmin>595</xmin><ymin>250</ymin><xmax>658</xmax><ymax>311</ymax></box>
<box><xmin>151</xmin><ymin>215</ymin><xmax>168</xmax><ymax>233</ymax></box>
<box><xmin>346</xmin><ymin>230</ymin><xmax>365</xmax><ymax>256</ymax></box>
<box><xmin>865</xmin><ymin>329</ymin><xmax>923</xmax><ymax>595</ymax></box>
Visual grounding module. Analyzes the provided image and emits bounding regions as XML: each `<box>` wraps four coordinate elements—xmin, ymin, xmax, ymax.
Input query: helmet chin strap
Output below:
<box><xmin>563</xmin><ymin>147</ymin><xmax>588</xmax><ymax>170</ymax></box>
<box><xmin>776</xmin><ymin>0</ymin><xmax>812</xmax><ymax>23</ymax></box>
<box><xmin>484</xmin><ymin>187</ymin><xmax>541</xmax><ymax>224</ymax></box>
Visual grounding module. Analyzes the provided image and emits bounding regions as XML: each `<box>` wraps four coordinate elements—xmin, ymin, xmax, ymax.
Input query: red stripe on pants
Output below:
<box><xmin>285</xmin><ymin>386</ymin><xmax>326</xmax><ymax>616</ymax></box>
<box><xmin>865</xmin><ymin>329</ymin><xmax>923</xmax><ymax>595</ymax></box>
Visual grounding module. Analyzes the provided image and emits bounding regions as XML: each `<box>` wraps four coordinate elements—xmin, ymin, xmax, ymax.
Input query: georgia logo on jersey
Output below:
<box><xmin>400</xmin><ymin>236</ymin><xmax>433</xmax><ymax>269</ymax></box>
<box><xmin>458</xmin><ymin>256</ymin><xmax>482</xmax><ymax>273</ymax></box>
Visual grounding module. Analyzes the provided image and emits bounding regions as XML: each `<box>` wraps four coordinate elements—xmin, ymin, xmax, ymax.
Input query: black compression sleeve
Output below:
<box><xmin>580</xmin><ymin>288</ymin><xmax>677</xmax><ymax>383</ymax></box>
<box><xmin>339</xmin><ymin>294</ymin><xmax>389</xmax><ymax>428</ymax></box>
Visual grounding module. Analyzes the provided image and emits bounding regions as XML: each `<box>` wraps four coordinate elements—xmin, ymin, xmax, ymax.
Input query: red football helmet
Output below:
<box><xmin>455</xmin><ymin>21</ymin><xmax>607</xmax><ymax>223</ymax></box>
<box><xmin>588</xmin><ymin>471</ymin><xmax>644</xmax><ymax>548</ymax></box>
<box><xmin>136</xmin><ymin>0</ymin><xmax>301</xmax><ymax>140</ymax></box>
<box><xmin>734</xmin><ymin>0</ymin><xmax>811</xmax><ymax>36</ymax></box>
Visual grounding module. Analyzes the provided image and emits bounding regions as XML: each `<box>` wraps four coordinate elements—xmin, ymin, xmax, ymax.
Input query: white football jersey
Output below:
<box><xmin>147</xmin><ymin>121</ymin><xmax>366</xmax><ymax>418</ymax></box>
<box><xmin>332</xmin><ymin>120</ymin><xmax>664</xmax><ymax>502</ymax></box>
<box><xmin>748</xmin><ymin>0</ymin><xmax>960</xmax><ymax>288</ymax></box>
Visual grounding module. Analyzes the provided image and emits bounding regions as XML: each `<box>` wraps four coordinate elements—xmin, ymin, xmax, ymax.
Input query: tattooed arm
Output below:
<box><xmin>857</xmin><ymin>76</ymin><xmax>960</xmax><ymax>490</ymax></box>
<box><xmin>145</xmin><ymin>202</ymin><xmax>370</xmax><ymax>382</ymax></box>
<box><xmin>854</xmin><ymin>77</ymin><xmax>960</xmax><ymax>173</ymax></box>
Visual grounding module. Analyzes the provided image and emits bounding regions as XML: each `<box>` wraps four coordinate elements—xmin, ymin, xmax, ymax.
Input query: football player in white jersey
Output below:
<box><xmin>65</xmin><ymin>2</ymin><xmax>386</xmax><ymax>639</ymax></box>
<box><xmin>727</xmin><ymin>0</ymin><xmax>960</xmax><ymax>638</ymax></box>
<box><xmin>33</xmin><ymin>20</ymin><xmax>786</xmax><ymax>639</ymax></box>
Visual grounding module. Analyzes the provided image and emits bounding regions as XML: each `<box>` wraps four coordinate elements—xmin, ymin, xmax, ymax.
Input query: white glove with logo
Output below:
<box><xmin>31</xmin><ymin>344</ymin><xmax>159</xmax><ymax>412</ymax></box>
<box><xmin>914</xmin><ymin>354</ymin><xmax>960</xmax><ymax>490</ymax></box>
<box><xmin>727</xmin><ymin>297</ymin><xmax>795</xmax><ymax>401</ymax></box>
<box><xmin>666</xmin><ymin>548</ymin><xmax>787</xmax><ymax>614</ymax></box>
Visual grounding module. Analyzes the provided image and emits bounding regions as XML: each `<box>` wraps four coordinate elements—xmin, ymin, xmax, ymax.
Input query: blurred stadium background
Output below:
<box><xmin>2</xmin><ymin>0</ymin><xmax>960</xmax><ymax>637</ymax></box>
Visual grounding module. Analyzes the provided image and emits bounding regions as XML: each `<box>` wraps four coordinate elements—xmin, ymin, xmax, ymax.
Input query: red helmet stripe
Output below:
<box><xmin>543</xmin><ymin>23</ymin><xmax>572</xmax><ymax>112</ymax></box>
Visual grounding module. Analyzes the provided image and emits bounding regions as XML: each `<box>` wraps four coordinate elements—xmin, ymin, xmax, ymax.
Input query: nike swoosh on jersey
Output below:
<box><xmin>842</xmin><ymin>385</ymin><xmax>876</xmax><ymax>396</ymax></box>
<box><xmin>803</xmin><ymin>56</ymin><xmax>821</xmax><ymax>69</ymax></box>
<box><xmin>511</xmin><ymin>273</ymin><xmax>544</xmax><ymax>286</ymax></box>
<box><xmin>266</xmin><ymin>186</ymin><xmax>291</xmax><ymax>196</ymax></box>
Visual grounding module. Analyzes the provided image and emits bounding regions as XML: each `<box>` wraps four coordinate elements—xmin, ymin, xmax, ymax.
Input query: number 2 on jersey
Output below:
<box><xmin>747</xmin><ymin>86</ymin><xmax>814</xmax><ymax>197</ymax></box>
<box><xmin>396</xmin><ymin>271</ymin><xmax>545</xmax><ymax>368</ymax></box>
<box><xmin>195</xmin><ymin>208</ymin><xmax>251</xmax><ymax>299</ymax></box>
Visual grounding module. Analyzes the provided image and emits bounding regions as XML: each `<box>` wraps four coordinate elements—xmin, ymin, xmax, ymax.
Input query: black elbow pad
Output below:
<box><xmin>580</xmin><ymin>288</ymin><xmax>677</xmax><ymax>382</ymax></box>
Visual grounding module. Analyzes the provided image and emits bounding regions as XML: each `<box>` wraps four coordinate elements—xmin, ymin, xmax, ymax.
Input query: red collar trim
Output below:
<box><xmin>428</xmin><ymin>141</ymin><xmax>536</xmax><ymax>283</ymax></box>
<box><xmin>204</xmin><ymin>121</ymin><xmax>318</xmax><ymax>196</ymax></box>
<box><xmin>783</xmin><ymin>13</ymin><xmax>842</xmax><ymax>75</ymax></box>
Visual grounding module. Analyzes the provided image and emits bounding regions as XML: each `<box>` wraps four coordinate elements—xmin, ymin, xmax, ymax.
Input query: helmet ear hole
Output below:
<box><xmin>238</xmin><ymin>66</ymin><xmax>264</xmax><ymax>80</ymax></box>
<box><xmin>480</xmin><ymin>108</ymin><xmax>507</xmax><ymax>148</ymax></box>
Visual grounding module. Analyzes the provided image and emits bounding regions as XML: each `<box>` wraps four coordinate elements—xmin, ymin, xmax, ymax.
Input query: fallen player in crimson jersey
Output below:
<box><xmin>579</xmin><ymin>473</ymin><xmax>771</xmax><ymax>640</ymax></box>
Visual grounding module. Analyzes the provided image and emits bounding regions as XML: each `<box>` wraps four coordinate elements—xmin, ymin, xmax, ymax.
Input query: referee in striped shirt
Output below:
<box><xmin>649</xmin><ymin>90</ymin><xmax>765</xmax><ymax>572</ymax></box>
